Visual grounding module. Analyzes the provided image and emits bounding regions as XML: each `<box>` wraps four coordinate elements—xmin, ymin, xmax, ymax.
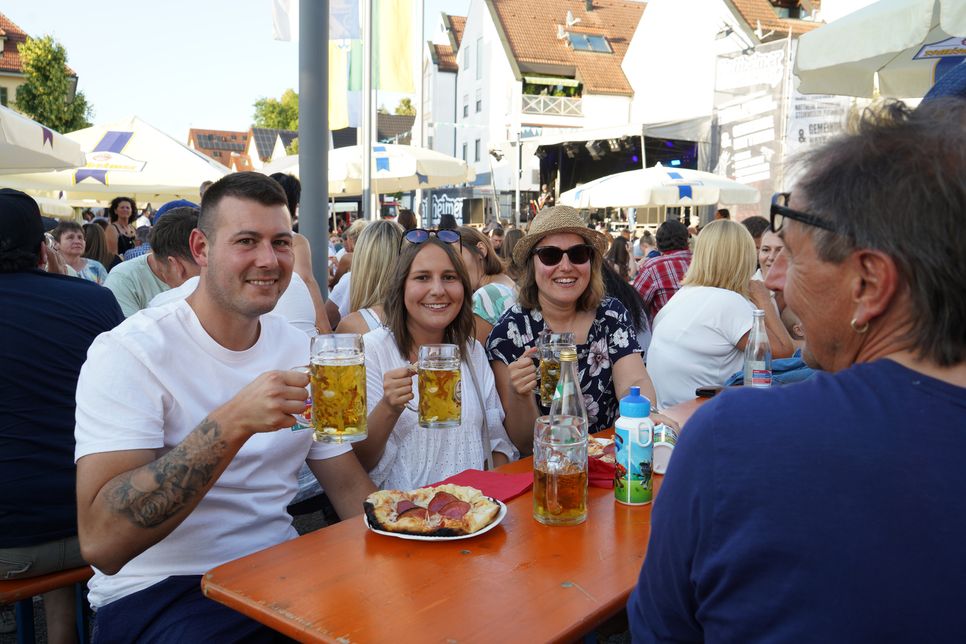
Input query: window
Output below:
<box><xmin>465</xmin><ymin>46</ymin><xmax>470</xmax><ymax>71</ymax></box>
<box><xmin>463</xmin><ymin>94</ymin><xmax>469</xmax><ymax>118</ymax></box>
<box><xmin>474</xmin><ymin>139</ymin><xmax>481</xmax><ymax>162</ymax></box>
<box><xmin>214</xmin><ymin>151</ymin><xmax>222</xmax><ymax>158</ymax></box>
<box><xmin>475</xmin><ymin>89</ymin><xmax>482</xmax><ymax>113</ymax></box>
<box><xmin>567</xmin><ymin>33</ymin><xmax>612</xmax><ymax>53</ymax></box>
<box><xmin>0</xmin><ymin>87</ymin><xmax>7</xmax><ymax>107</ymax></box>
<box><xmin>462</xmin><ymin>142</ymin><xmax>468</xmax><ymax>161</ymax></box>
<box><xmin>476</xmin><ymin>37</ymin><xmax>482</xmax><ymax>80</ymax></box>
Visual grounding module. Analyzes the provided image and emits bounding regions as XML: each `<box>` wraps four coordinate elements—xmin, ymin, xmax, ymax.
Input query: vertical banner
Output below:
<box><xmin>375</xmin><ymin>0</ymin><xmax>415</xmax><ymax>93</ymax></box>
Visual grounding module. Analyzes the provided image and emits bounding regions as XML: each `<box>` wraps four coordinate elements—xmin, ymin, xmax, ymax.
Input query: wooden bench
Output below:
<box><xmin>0</xmin><ymin>566</ymin><xmax>93</xmax><ymax>644</ymax></box>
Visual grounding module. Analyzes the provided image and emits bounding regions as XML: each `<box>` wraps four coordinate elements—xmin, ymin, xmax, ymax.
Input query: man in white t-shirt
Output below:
<box><xmin>74</xmin><ymin>172</ymin><xmax>376</xmax><ymax>642</ymax></box>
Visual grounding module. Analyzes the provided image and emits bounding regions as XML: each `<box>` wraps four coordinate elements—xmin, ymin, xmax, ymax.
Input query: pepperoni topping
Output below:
<box><xmin>397</xmin><ymin>506</ymin><xmax>431</xmax><ymax>520</ymax></box>
<box><xmin>437</xmin><ymin>500</ymin><xmax>471</xmax><ymax>519</ymax></box>
<box><xmin>395</xmin><ymin>500</ymin><xmax>419</xmax><ymax>515</ymax></box>
<box><xmin>428</xmin><ymin>491</ymin><xmax>459</xmax><ymax>512</ymax></box>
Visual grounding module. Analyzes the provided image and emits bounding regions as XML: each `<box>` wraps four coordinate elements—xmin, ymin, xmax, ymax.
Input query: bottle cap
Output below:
<box><xmin>559</xmin><ymin>348</ymin><xmax>577</xmax><ymax>362</ymax></box>
<box><xmin>752</xmin><ymin>308</ymin><xmax>765</xmax><ymax>317</ymax></box>
<box><xmin>619</xmin><ymin>385</ymin><xmax>651</xmax><ymax>418</ymax></box>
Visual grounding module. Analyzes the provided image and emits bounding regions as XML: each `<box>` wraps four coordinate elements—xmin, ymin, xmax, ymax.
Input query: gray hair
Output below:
<box><xmin>795</xmin><ymin>98</ymin><xmax>966</xmax><ymax>366</ymax></box>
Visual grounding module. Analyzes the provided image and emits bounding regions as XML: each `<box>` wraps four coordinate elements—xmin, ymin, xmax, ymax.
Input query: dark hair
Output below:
<box><xmin>796</xmin><ymin>98</ymin><xmax>966</xmax><ymax>366</ymax></box>
<box><xmin>150</xmin><ymin>207</ymin><xmax>199</xmax><ymax>262</ymax></box>
<box><xmin>397</xmin><ymin>208</ymin><xmax>417</xmax><ymax>231</ymax></box>
<box><xmin>269</xmin><ymin>172</ymin><xmax>301</xmax><ymax>220</ymax></box>
<box><xmin>199</xmin><ymin>172</ymin><xmax>288</xmax><ymax>240</ymax></box>
<box><xmin>457</xmin><ymin>226</ymin><xmax>504</xmax><ymax>276</ymax></box>
<box><xmin>52</xmin><ymin>220</ymin><xmax>83</xmax><ymax>242</ymax></box>
<box><xmin>742</xmin><ymin>215</ymin><xmax>770</xmax><ymax>241</ymax></box>
<box><xmin>606</xmin><ymin>236</ymin><xmax>631</xmax><ymax>281</ymax></box>
<box><xmin>382</xmin><ymin>238</ymin><xmax>476</xmax><ymax>360</ymax></box>
<box><xmin>517</xmin><ymin>242</ymin><xmax>605</xmax><ymax>312</ymax></box>
<box><xmin>716</xmin><ymin>208</ymin><xmax>730</xmax><ymax>219</ymax></box>
<box><xmin>656</xmin><ymin>220</ymin><xmax>689</xmax><ymax>252</ymax></box>
<box><xmin>501</xmin><ymin>228</ymin><xmax>523</xmax><ymax>260</ymax></box>
<box><xmin>602</xmin><ymin>261</ymin><xmax>648</xmax><ymax>337</ymax></box>
<box><xmin>108</xmin><ymin>197</ymin><xmax>137</xmax><ymax>223</ymax></box>
<box><xmin>83</xmin><ymin>223</ymin><xmax>114</xmax><ymax>268</ymax></box>
<box><xmin>135</xmin><ymin>225</ymin><xmax>151</xmax><ymax>244</ymax></box>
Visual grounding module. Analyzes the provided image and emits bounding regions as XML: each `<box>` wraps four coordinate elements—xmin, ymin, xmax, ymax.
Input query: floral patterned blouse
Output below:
<box><xmin>486</xmin><ymin>297</ymin><xmax>642</xmax><ymax>434</ymax></box>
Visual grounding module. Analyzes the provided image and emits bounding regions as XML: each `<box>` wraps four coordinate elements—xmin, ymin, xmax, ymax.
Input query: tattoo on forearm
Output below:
<box><xmin>105</xmin><ymin>418</ymin><xmax>229</xmax><ymax>528</ymax></box>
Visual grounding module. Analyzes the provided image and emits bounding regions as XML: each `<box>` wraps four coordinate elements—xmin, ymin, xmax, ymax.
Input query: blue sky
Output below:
<box><xmin>7</xmin><ymin>0</ymin><xmax>469</xmax><ymax>140</ymax></box>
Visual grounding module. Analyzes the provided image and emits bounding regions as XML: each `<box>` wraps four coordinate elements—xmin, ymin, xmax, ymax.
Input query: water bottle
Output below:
<box><xmin>614</xmin><ymin>386</ymin><xmax>654</xmax><ymax>505</ymax></box>
<box><xmin>743</xmin><ymin>309</ymin><xmax>772</xmax><ymax>387</ymax></box>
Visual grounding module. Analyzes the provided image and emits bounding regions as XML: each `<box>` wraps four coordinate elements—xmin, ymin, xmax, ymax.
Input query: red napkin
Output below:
<box><xmin>589</xmin><ymin>457</ymin><xmax>615</xmax><ymax>489</ymax></box>
<box><xmin>432</xmin><ymin>469</ymin><xmax>534</xmax><ymax>502</ymax></box>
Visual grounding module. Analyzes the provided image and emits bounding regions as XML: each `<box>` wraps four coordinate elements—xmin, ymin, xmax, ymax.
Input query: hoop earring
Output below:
<box><xmin>850</xmin><ymin>318</ymin><xmax>869</xmax><ymax>334</ymax></box>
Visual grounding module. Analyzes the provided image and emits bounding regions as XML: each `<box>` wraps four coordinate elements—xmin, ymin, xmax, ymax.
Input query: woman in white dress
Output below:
<box><xmin>353</xmin><ymin>234</ymin><xmax>517</xmax><ymax>490</ymax></box>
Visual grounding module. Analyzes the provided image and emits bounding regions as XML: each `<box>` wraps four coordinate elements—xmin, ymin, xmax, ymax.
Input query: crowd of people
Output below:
<box><xmin>1</xmin><ymin>93</ymin><xmax>964</xmax><ymax>642</ymax></box>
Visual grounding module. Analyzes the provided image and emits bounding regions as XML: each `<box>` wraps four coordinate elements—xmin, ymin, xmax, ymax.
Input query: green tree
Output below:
<box><xmin>253</xmin><ymin>88</ymin><xmax>299</xmax><ymax>130</ymax></box>
<box><xmin>15</xmin><ymin>35</ymin><xmax>92</xmax><ymax>132</ymax></box>
<box><xmin>394</xmin><ymin>98</ymin><xmax>416</xmax><ymax>116</ymax></box>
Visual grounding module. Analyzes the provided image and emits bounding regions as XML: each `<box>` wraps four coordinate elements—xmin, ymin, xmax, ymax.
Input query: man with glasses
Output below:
<box><xmin>629</xmin><ymin>99</ymin><xmax>966</xmax><ymax>640</ymax></box>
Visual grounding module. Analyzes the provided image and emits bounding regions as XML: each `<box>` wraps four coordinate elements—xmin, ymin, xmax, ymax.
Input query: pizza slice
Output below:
<box><xmin>364</xmin><ymin>484</ymin><xmax>501</xmax><ymax>537</ymax></box>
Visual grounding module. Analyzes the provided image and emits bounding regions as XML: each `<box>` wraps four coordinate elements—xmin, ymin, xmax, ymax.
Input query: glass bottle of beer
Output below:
<box><xmin>549</xmin><ymin>348</ymin><xmax>588</xmax><ymax>429</ymax></box>
<box><xmin>743</xmin><ymin>309</ymin><xmax>772</xmax><ymax>387</ymax></box>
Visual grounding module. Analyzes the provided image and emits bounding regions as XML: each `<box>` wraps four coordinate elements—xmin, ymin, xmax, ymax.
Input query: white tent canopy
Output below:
<box><xmin>559</xmin><ymin>164</ymin><xmax>759</xmax><ymax>209</ymax></box>
<box><xmin>0</xmin><ymin>105</ymin><xmax>86</xmax><ymax>174</ymax></box>
<box><xmin>795</xmin><ymin>0</ymin><xmax>966</xmax><ymax>98</ymax></box>
<box><xmin>0</xmin><ymin>116</ymin><xmax>228</xmax><ymax>202</ymax></box>
<box><xmin>261</xmin><ymin>144</ymin><xmax>475</xmax><ymax>195</ymax></box>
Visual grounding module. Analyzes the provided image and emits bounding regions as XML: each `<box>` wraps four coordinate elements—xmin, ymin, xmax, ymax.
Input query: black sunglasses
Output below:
<box><xmin>531</xmin><ymin>244</ymin><xmax>594</xmax><ymax>266</ymax></box>
<box><xmin>770</xmin><ymin>192</ymin><xmax>838</xmax><ymax>234</ymax></box>
<box><xmin>403</xmin><ymin>228</ymin><xmax>461</xmax><ymax>250</ymax></box>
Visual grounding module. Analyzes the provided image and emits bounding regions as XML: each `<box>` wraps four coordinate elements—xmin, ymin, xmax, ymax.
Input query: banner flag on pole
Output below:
<box><xmin>272</xmin><ymin>0</ymin><xmax>359</xmax><ymax>42</ymax></box>
<box><xmin>375</xmin><ymin>0</ymin><xmax>414</xmax><ymax>92</ymax></box>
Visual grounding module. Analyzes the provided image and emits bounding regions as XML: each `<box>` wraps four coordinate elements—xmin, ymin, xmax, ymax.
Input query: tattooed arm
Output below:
<box><xmin>76</xmin><ymin>370</ymin><xmax>309</xmax><ymax>575</ymax></box>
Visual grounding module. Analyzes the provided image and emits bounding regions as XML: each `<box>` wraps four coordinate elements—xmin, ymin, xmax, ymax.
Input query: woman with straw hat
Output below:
<box><xmin>487</xmin><ymin>206</ymin><xmax>663</xmax><ymax>455</ymax></box>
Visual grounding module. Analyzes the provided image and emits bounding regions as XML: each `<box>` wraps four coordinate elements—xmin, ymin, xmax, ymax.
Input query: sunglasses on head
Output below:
<box><xmin>403</xmin><ymin>228</ymin><xmax>461</xmax><ymax>250</ymax></box>
<box><xmin>531</xmin><ymin>244</ymin><xmax>594</xmax><ymax>266</ymax></box>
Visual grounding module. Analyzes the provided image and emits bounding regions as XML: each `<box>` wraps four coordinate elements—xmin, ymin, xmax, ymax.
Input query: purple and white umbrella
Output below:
<box><xmin>0</xmin><ymin>105</ymin><xmax>86</xmax><ymax>174</ymax></box>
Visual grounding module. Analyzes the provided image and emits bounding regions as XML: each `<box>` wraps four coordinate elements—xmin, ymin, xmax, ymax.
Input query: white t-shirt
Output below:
<box><xmin>148</xmin><ymin>273</ymin><xmax>316</xmax><ymax>336</ymax></box>
<box><xmin>330</xmin><ymin>271</ymin><xmax>351</xmax><ymax>317</ymax></box>
<box><xmin>103</xmin><ymin>254</ymin><xmax>168</xmax><ymax>317</ymax></box>
<box><xmin>646</xmin><ymin>286</ymin><xmax>754</xmax><ymax>408</ymax></box>
<box><xmin>363</xmin><ymin>327</ymin><xmax>517</xmax><ymax>490</ymax></box>
<box><xmin>74</xmin><ymin>300</ymin><xmax>348</xmax><ymax>608</ymax></box>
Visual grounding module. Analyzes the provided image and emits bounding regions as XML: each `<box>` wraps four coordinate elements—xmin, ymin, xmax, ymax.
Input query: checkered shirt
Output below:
<box><xmin>632</xmin><ymin>249</ymin><xmax>692</xmax><ymax>325</ymax></box>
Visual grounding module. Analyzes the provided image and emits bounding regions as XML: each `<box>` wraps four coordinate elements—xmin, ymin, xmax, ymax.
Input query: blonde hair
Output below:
<box><xmin>344</xmin><ymin>218</ymin><xmax>368</xmax><ymax>243</ymax></box>
<box><xmin>348</xmin><ymin>219</ymin><xmax>403</xmax><ymax>312</ymax></box>
<box><xmin>682</xmin><ymin>219</ymin><xmax>757</xmax><ymax>297</ymax></box>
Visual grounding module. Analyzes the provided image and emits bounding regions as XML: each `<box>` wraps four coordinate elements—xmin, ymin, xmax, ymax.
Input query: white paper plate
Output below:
<box><xmin>363</xmin><ymin>499</ymin><xmax>507</xmax><ymax>541</ymax></box>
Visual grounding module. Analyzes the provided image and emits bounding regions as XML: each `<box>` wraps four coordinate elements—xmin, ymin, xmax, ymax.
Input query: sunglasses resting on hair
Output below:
<box><xmin>403</xmin><ymin>228</ymin><xmax>461</xmax><ymax>249</ymax></box>
<box><xmin>531</xmin><ymin>244</ymin><xmax>594</xmax><ymax>266</ymax></box>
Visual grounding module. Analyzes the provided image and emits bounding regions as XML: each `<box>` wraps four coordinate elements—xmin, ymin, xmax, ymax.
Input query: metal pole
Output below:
<box><xmin>300</xmin><ymin>0</ymin><xmax>329</xmax><ymax>294</ymax></box>
<box><xmin>362</xmin><ymin>0</ymin><xmax>374</xmax><ymax>219</ymax></box>
<box><xmin>413</xmin><ymin>0</ymin><xmax>425</xmax><ymax>221</ymax></box>
<box><xmin>513</xmin><ymin>130</ymin><xmax>520</xmax><ymax>225</ymax></box>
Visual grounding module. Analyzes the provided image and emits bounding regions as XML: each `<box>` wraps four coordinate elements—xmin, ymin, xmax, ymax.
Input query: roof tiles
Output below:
<box><xmin>728</xmin><ymin>0</ymin><xmax>822</xmax><ymax>40</ymax></box>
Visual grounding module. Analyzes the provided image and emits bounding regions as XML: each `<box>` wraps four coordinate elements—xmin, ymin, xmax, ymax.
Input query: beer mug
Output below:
<box><xmin>417</xmin><ymin>344</ymin><xmax>461</xmax><ymax>429</ymax></box>
<box><xmin>310</xmin><ymin>334</ymin><xmax>367</xmax><ymax>443</ymax></box>
<box><xmin>290</xmin><ymin>366</ymin><xmax>313</xmax><ymax>431</ymax></box>
<box><xmin>538</xmin><ymin>332</ymin><xmax>576</xmax><ymax>406</ymax></box>
<box><xmin>532</xmin><ymin>415</ymin><xmax>588</xmax><ymax>526</ymax></box>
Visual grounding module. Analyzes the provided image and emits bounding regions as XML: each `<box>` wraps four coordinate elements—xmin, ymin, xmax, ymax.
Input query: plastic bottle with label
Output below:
<box><xmin>614</xmin><ymin>386</ymin><xmax>654</xmax><ymax>505</ymax></box>
<box><xmin>743</xmin><ymin>309</ymin><xmax>772</xmax><ymax>388</ymax></box>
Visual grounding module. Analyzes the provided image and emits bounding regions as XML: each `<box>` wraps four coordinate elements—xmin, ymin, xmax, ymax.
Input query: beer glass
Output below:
<box><xmin>532</xmin><ymin>415</ymin><xmax>588</xmax><ymax>526</ymax></box>
<box><xmin>310</xmin><ymin>334</ymin><xmax>367</xmax><ymax>443</ymax></box>
<box><xmin>538</xmin><ymin>332</ymin><xmax>576</xmax><ymax>406</ymax></box>
<box><xmin>417</xmin><ymin>344</ymin><xmax>461</xmax><ymax>429</ymax></box>
<box><xmin>290</xmin><ymin>365</ymin><xmax>312</xmax><ymax>431</ymax></box>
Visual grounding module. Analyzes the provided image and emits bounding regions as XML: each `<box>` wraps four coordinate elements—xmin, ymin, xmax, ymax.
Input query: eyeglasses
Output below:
<box><xmin>531</xmin><ymin>244</ymin><xmax>594</xmax><ymax>266</ymax></box>
<box><xmin>770</xmin><ymin>192</ymin><xmax>838</xmax><ymax>234</ymax></box>
<box><xmin>403</xmin><ymin>228</ymin><xmax>461</xmax><ymax>250</ymax></box>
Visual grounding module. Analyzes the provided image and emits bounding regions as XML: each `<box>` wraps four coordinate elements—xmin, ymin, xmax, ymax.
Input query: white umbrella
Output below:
<box><xmin>0</xmin><ymin>105</ymin><xmax>86</xmax><ymax>174</ymax></box>
<box><xmin>795</xmin><ymin>0</ymin><xmax>966</xmax><ymax>98</ymax></box>
<box><xmin>0</xmin><ymin>116</ymin><xmax>228</xmax><ymax>202</ymax></box>
<box><xmin>261</xmin><ymin>144</ymin><xmax>475</xmax><ymax>195</ymax></box>
<box><xmin>558</xmin><ymin>164</ymin><xmax>760</xmax><ymax>209</ymax></box>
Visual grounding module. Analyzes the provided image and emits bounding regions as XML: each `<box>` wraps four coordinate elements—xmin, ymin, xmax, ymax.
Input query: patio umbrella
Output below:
<box><xmin>0</xmin><ymin>105</ymin><xmax>86</xmax><ymax>174</ymax></box>
<box><xmin>795</xmin><ymin>0</ymin><xmax>966</xmax><ymax>98</ymax></box>
<box><xmin>558</xmin><ymin>164</ymin><xmax>760</xmax><ymax>209</ymax></box>
<box><xmin>261</xmin><ymin>144</ymin><xmax>475</xmax><ymax>195</ymax></box>
<box><xmin>0</xmin><ymin>116</ymin><xmax>229</xmax><ymax>202</ymax></box>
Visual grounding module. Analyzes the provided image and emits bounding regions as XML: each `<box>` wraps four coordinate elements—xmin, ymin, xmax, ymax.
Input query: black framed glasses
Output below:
<box><xmin>770</xmin><ymin>192</ymin><xmax>838</xmax><ymax>234</ymax></box>
<box><xmin>403</xmin><ymin>228</ymin><xmax>461</xmax><ymax>250</ymax></box>
<box><xmin>531</xmin><ymin>244</ymin><xmax>594</xmax><ymax>266</ymax></box>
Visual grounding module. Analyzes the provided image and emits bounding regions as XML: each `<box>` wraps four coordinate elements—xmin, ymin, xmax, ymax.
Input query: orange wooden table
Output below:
<box><xmin>202</xmin><ymin>399</ymin><xmax>705</xmax><ymax>643</ymax></box>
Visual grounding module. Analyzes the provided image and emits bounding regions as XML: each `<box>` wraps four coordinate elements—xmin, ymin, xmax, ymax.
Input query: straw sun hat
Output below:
<box><xmin>512</xmin><ymin>205</ymin><xmax>609</xmax><ymax>267</ymax></box>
